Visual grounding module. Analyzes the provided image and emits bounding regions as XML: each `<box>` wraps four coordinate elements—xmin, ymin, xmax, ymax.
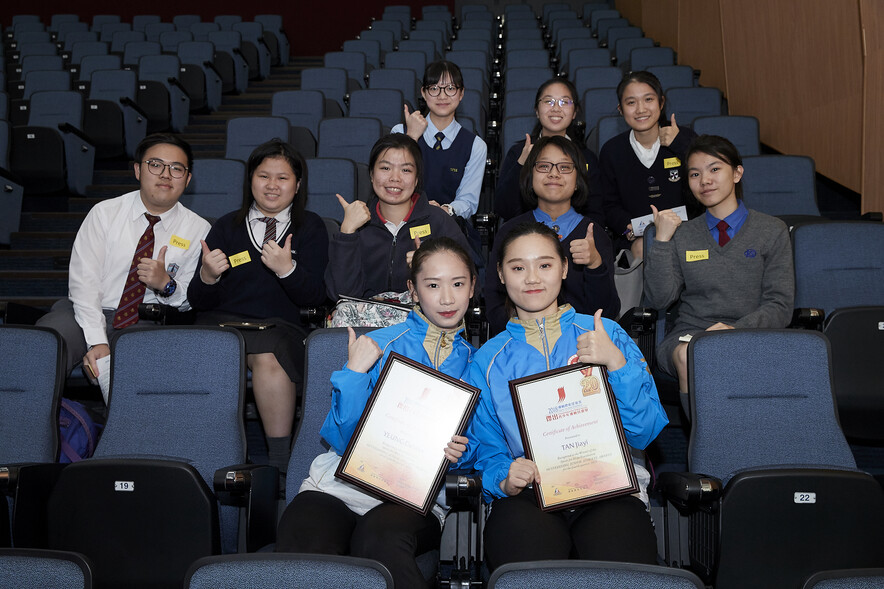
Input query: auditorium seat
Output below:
<box><xmin>233</xmin><ymin>21</ymin><xmax>272</xmax><ymax>80</ymax></box>
<box><xmin>225</xmin><ymin>116</ymin><xmax>291</xmax><ymax>163</ymax></box>
<box><xmin>0</xmin><ymin>548</ymin><xmax>94</xmax><ymax>588</ymax></box>
<box><xmin>300</xmin><ymin>67</ymin><xmax>350</xmax><ymax>116</ymax></box>
<box><xmin>305</xmin><ymin>158</ymin><xmax>358</xmax><ymax>221</ymax></box>
<box><xmin>646</xmin><ymin>65</ymin><xmax>695</xmax><ymax>91</ymax></box>
<box><xmin>613</xmin><ymin>36</ymin><xmax>653</xmax><ymax>69</ymax></box>
<box><xmin>567</xmin><ymin>48</ymin><xmax>612</xmax><ymax>78</ymax></box>
<box><xmin>255</xmin><ymin>14</ymin><xmax>290</xmax><ymax>66</ymax></box>
<box><xmin>740</xmin><ymin>154</ymin><xmax>821</xmax><ymax>219</ymax></box>
<box><xmin>180</xmin><ymin>158</ymin><xmax>247</xmax><ymax>223</ymax></box>
<box><xmin>488</xmin><ymin>560</ymin><xmax>704</xmax><ymax>588</ymax></box>
<box><xmin>325</xmin><ymin>51</ymin><xmax>369</xmax><ymax>91</ymax></box>
<box><xmin>692</xmin><ymin>115</ymin><xmax>761</xmax><ymax>156</ymax></box>
<box><xmin>84</xmin><ymin>68</ymin><xmax>147</xmax><ymax>159</ymax></box>
<box><xmin>137</xmin><ymin>53</ymin><xmax>190</xmax><ymax>133</ymax></box>
<box><xmin>368</xmin><ymin>68</ymin><xmax>419</xmax><ymax>110</ymax></box>
<box><xmin>630</xmin><ymin>46</ymin><xmax>676</xmax><ymax>72</ymax></box>
<box><xmin>663</xmin><ymin>86</ymin><xmax>725</xmax><ymax>125</ymax></box>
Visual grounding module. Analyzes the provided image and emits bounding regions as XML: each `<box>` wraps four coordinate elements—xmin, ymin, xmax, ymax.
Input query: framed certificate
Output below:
<box><xmin>336</xmin><ymin>352</ymin><xmax>480</xmax><ymax>516</ymax></box>
<box><xmin>509</xmin><ymin>363</ymin><xmax>638</xmax><ymax>511</ymax></box>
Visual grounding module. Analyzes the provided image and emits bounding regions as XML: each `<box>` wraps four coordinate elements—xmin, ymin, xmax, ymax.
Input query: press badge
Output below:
<box><xmin>169</xmin><ymin>234</ymin><xmax>191</xmax><ymax>249</ymax></box>
<box><xmin>229</xmin><ymin>250</ymin><xmax>252</xmax><ymax>267</ymax></box>
<box><xmin>686</xmin><ymin>250</ymin><xmax>709</xmax><ymax>262</ymax></box>
<box><xmin>664</xmin><ymin>157</ymin><xmax>681</xmax><ymax>168</ymax></box>
<box><xmin>410</xmin><ymin>224</ymin><xmax>432</xmax><ymax>239</ymax></box>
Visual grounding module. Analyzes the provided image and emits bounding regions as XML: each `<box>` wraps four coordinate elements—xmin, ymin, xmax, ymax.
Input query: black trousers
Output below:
<box><xmin>483</xmin><ymin>488</ymin><xmax>658</xmax><ymax>572</ymax></box>
<box><xmin>276</xmin><ymin>491</ymin><xmax>442</xmax><ymax>588</ymax></box>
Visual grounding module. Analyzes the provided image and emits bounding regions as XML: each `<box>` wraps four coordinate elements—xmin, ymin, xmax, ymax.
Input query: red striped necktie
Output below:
<box><xmin>113</xmin><ymin>213</ymin><xmax>161</xmax><ymax>329</ymax></box>
<box><xmin>260</xmin><ymin>217</ymin><xmax>277</xmax><ymax>245</ymax></box>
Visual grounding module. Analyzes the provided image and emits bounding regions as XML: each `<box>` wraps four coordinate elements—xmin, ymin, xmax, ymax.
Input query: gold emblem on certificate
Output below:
<box><xmin>509</xmin><ymin>362</ymin><xmax>638</xmax><ymax>511</ymax></box>
<box><xmin>336</xmin><ymin>353</ymin><xmax>479</xmax><ymax>516</ymax></box>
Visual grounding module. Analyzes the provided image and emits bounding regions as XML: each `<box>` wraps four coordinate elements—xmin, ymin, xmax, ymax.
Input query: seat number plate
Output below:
<box><xmin>793</xmin><ymin>492</ymin><xmax>816</xmax><ymax>504</ymax></box>
<box><xmin>114</xmin><ymin>481</ymin><xmax>135</xmax><ymax>492</ymax></box>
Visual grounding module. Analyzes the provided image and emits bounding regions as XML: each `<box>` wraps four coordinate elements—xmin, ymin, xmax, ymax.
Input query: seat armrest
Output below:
<box><xmin>57</xmin><ymin>122</ymin><xmax>94</xmax><ymax>147</ymax></box>
<box><xmin>445</xmin><ymin>471</ymin><xmax>482</xmax><ymax>511</ymax></box>
<box><xmin>214</xmin><ymin>463</ymin><xmax>278</xmax><ymax>551</ymax></box>
<box><xmin>119</xmin><ymin>96</ymin><xmax>149</xmax><ymax>119</ymax></box>
<box><xmin>789</xmin><ymin>307</ymin><xmax>825</xmax><ymax>330</ymax></box>
<box><xmin>657</xmin><ymin>471</ymin><xmax>722</xmax><ymax>512</ymax></box>
<box><xmin>618</xmin><ymin>306</ymin><xmax>658</xmax><ymax>335</ymax></box>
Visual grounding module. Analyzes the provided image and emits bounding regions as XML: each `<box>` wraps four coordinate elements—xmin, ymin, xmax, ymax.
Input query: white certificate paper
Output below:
<box><xmin>337</xmin><ymin>353</ymin><xmax>479</xmax><ymax>515</ymax></box>
<box><xmin>510</xmin><ymin>364</ymin><xmax>638</xmax><ymax>510</ymax></box>
<box><xmin>631</xmin><ymin>205</ymin><xmax>688</xmax><ymax>237</ymax></box>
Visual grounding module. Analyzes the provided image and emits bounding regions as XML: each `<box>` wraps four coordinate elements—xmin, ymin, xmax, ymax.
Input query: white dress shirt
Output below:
<box><xmin>246</xmin><ymin>203</ymin><xmax>296</xmax><ymax>278</ymax></box>
<box><xmin>629</xmin><ymin>129</ymin><xmax>661</xmax><ymax>168</ymax></box>
<box><xmin>68</xmin><ymin>190</ymin><xmax>211</xmax><ymax>347</ymax></box>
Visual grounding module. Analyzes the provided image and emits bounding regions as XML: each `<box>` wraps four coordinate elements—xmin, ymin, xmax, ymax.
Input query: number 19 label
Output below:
<box><xmin>114</xmin><ymin>481</ymin><xmax>135</xmax><ymax>492</ymax></box>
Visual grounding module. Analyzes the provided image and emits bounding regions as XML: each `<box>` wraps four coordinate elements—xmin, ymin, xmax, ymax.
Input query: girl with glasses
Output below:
<box><xmin>484</xmin><ymin>136</ymin><xmax>620</xmax><ymax>336</ymax></box>
<box><xmin>392</xmin><ymin>60</ymin><xmax>487</xmax><ymax>221</ymax></box>
<box><xmin>599</xmin><ymin>71</ymin><xmax>697</xmax><ymax>259</ymax></box>
<box><xmin>494</xmin><ymin>78</ymin><xmax>603</xmax><ymax>224</ymax></box>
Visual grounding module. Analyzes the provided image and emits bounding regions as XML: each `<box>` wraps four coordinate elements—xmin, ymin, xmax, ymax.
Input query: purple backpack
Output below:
<box><xmin>59</xmin><ymin>399</ymin><xmax>103</xmax><ymax>463</ymax></box>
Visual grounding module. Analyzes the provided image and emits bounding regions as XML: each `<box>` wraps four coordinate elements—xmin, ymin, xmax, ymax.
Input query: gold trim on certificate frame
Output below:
<box><xmin>509</xmin><ymin>362</ymin><xmax>638</xmax><ymax>511</ymax></box>
<box><xmin>336</xmin><ymin>352</ymin><xmax>480</xmax><ymax>516</ymax></box>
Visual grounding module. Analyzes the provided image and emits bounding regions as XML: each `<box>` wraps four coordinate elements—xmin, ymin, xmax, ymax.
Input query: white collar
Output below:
<box><xmin>629</xmin><ymin>130</ymin><xmax>661</xmax><ymax>169</ymax></box>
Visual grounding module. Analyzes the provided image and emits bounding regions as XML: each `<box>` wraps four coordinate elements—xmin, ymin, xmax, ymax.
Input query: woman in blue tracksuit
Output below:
<box><xmin>462</xmin><ymin>221</ymin><xmax>668</xmax><ymax>572</ymax></box>
<box><xmin>276</xmin><ymin>237</ymin><xmax>477</xmax><ymax>589</ymax></box>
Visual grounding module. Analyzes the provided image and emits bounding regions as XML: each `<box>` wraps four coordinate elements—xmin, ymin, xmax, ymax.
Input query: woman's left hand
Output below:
<box><xmin>658</xmin><ymin>114</ymin><xmax>680</xmax><ymax>147</ymax></box>
<box><xmin>261</xmin><ymin>234</ymin><xmax>293</xmax><ymax>276</ymax></box>
<box><xmin>444</xmin><ymin>435</ymin><xmax>468</xmax><ymax>463</ymax></box>
<box><xmin>570</xmin><ymin>222</ymin><xmax>602</xmax><ymax>268</ymax></box>
<box><xmin>577</xmin><ymin>309</ymin><xmax>626</xmax><ymax>371</ymax></box>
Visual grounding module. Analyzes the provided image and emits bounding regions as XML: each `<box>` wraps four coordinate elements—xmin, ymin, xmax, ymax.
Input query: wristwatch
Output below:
<box><xmin>442</xmin><ymin>204</ymin><xmax>455</xmax><ymax>216</ymax></box>
<box><xmin>157</xmin><ymin>278</ymin><xmax>177</xmax><ymax>297</ymax></box>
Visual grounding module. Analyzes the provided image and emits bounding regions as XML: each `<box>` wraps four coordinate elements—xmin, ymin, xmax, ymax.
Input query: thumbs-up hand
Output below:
<box><xmin>659</xmin><ymin>113</ymin><xmax>680</xmax><ymax>147</ymax></box>
<box><xmin>261</xmin><ymin>233</ymin><xmax>294</xmax><ymax>276</ymax></box>
<box><xmin>576</xmin><ymin>309</ymin><xmax>626</xmax><ymax>371</ymax></box>
<box><xmin>403</xmin><ymin>103</ymin><xmax>428</xmax><ymax>141</ymax></box>
<box><xmin>199</xmin><ymin>239</ymin><xmax>230</xmax><ymax>283</ymax></box>
<box><xmin>406</xmin><ymin>236</ymin><xmax>422</xmax><ymax>268</ymax></box>
<box><xmin>570</xmin><ymin>222</ymin><xmax>602</xmax><ymax>268</ymax></box>
<box><xmin>517</xmin><ymin>133</ymin><xmax>534</xmax><ymax>166</ymax></box>
<box><xmin>345</xmin><ymin>326</ymin><xmax>383</xmax><ymax>373</ymax></box>
<box><xmin>137</xmin><ymin>245</ymin><xmax>172</xmax><ymax>290</ymax></box>
<box><xmin>337</xmin><ymin>193</ymin><xmax>371</xmax><ymax>234</ymax></box>
<box><xmin>651</xmin><ymin>204</ymin><xmax>682</xmax><ymax>242</ymax></box>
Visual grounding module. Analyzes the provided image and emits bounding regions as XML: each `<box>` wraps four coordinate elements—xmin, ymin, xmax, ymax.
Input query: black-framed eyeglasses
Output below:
<box><xmin>534</xmin><ymin>161</ymin><xmax>576</xmax><ymax>174</ymax></box>
<box><xmin>424</xmin><ymin>84</ymin><xmax>461</xmax><ymax>97</ymax></box>
<box><xmin>143</xmin><ymin>159</ymin><xmax>188</xmax><ymax>179</ymax></box>
<box><xmin>538</xmin><ymin>98</ymin><xmax>574</xmax><ymax>108</ymax></box>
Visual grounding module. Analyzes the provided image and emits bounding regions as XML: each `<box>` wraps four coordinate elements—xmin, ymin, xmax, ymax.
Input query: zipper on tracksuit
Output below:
<box><xmin>433</xmin><ymin>331</ymin><xmax>448</xmax><ymax>368</ymax></box>
<box><xmin>537</xmin><ymin>318</ymin><xmax>551</xmax><ymax>371</ymax></box>
<box><xmin>387</xmin><ymin>234</ymin><xmax>397</xmax><ymax>291</ymax></box>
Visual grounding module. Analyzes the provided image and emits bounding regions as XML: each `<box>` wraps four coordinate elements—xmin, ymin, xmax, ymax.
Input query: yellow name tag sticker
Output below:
<box><xmin>686</xmin><ymin>250</ymin><xmax>709</xmax><ymax>262</ymax></box>
<box><xmin>229</xmin><ymin>250</ymin><xmax>252</xmax><ymax>267</ymax></box>
<box><xmin>169</xmin><ymin>235</ymin><xmax>190</xmax><ymax>249</ymax></box>
<box><xmin>664</xmin><ymin>157</ymin><xmax>682</xmax><ymax>169</ymax></box>
<box><xmin>410</xmin><ymin>224</ymin><xmax>432</xmax><ymax>240</ymax></box>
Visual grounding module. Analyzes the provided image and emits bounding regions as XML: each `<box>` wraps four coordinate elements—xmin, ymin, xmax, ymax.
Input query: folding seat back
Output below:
<box><xmin>408</xmin><ymin>30</ymin><xmax>445</xmax><ymax>57</ymax></box>
<box><xmin>360</xmin><ymin>28</ymin><xmax>395</xmax><ymax>55</ymax></box>
<box><xmin>98</xmin><ymin>22</ymin><xmax>131</xmax><ymax>43</ymax></box>
<box><xmin>582</xmin><ymin>87</ymin><xmax>619</xmax><ymax>131</ymax></box>
<box><xmin>132</xmin><ymin>15</ymin><xmax>161</xmax><ymax>32</ymax></box>
<box><xmin>566</xmin><ymin>47</ymin><xmax>611</xmax><ymax>79</ymax></box>
<box><xmin>450</xmin><ymin>38</ymin><xmax>492</xmax><ymax>55</ymax></box>
<box><xmin>54</xmin><ymin>21</ymin><xmax>89</xmax><ymax>43</ymax></box>
<box><xmin>225</xmin><ymin>116</ymin><xmax>291</xmax><ymax>162</ymax></box>
<box><xmin>0</xmin><ymin>548</ymin><xmax>93</xmax><ymax>589</ymax></box>
<box><xmin>543</xmin><ymin>3</ymin><xmax>571</xmax><ymax>21</ymax></box>
<box><xmin>173</xmin><ymin>15</ymin><xmax>201</xmax><ymax>31</ymax></box>
<box><xmin>460</xmin><ymin>66</ymin><xmax>489</xmax><ymax>103</ymax></box>
<box><xmin>505</xmin><ymin>49</ymin><xmax>549</xmax><ymax>70</ymax></box>
<box><xmin>503</xmin><ymin>88</ymin><xmax>538</xmax><ymax>119</ymax></box>
<box><xmin>185</xmin><ymin>553</ymin><xmax>393</xmax><ymax>589</ymax></box>
<box><xmin>207</xmin><ymin>31</ymin><xmax>249</xmax><ymax>93</ymax></box>
<box><xmin>670</xmin><ymin>330</ymin><xmax>884</xmax><ymax>588</ymax></box>
<box><xmin>342</xmin><ymin>39</ymin><xmax>381</xmax><ymax>70</ymax></box>
<box><xmin>739</xmin><ymin>154</ymin><xmax>820</xmax><ymax>217</ymax></box>
<box><xmin>20</xmin><ymin>55</ymin><xmax>63</xmax><ymax>78</ymax></box>
<box><xmin>214</xmin><ymin>15</ymin><xmax>243</xmax><ymax>31</ymax></box>
<box><xmin>664</xmin><ymin>86</ymin><xmax>724</xmax><ymax>125</ymax></box>
<box><xmin>397</xmin><ymin>40</ymin><xmax>438</xmax><ymax>65</ymax></box>
<box><xmin>803</xmin><ymin>568</ymin><xmax>884</xmax><ymax>588</ymax></box>
<box><xmin>456</xmin><ymin>28</ymin><xmax>494</xmax><ymax>43</ymax></box>
<box><xmin>86</xmin><ymin>68</ymin><xmax>147</xmax><ymax>159</ymax></box>
<box><xmin>552</xmin><ymin>21</ymin><xmax>588</xmax><ymax>48</ymax></box>
<box><xmin>23</xmin><ymin>70</ymin><xmax>71</xmax><ymax>99</ymax></box>
<box><xmin>271</xmin><ymin>90</ymin><xmax>325</xmax><ymax>139</ymax></box>
<box><xmin>692</xmin><ymin>115</ymin><xmax>760</xmax><ymax>156</ymax></box>
<box><xmin>123</xmin><ymin>40</ymin><xmax>160</xmax><ymax>67</ymax></box>
<box><xmin>91</xmin><ymin>15</ymin><xmax>120</xmax><ymax>32</ymax></box>
<box><xmin>590</xmin><ymin>9</ymin><xmax>621</xmax><ymax>31</ymax></box>
<box><xmin>646</xmin><ymin>64</ymin><xmax>695</xmax><ymax>91</ymax></box>
<box><xmin>301</xmin><ymin>67</ymin><xmax>349</xmax><ymax>116</ymax></box>
<box><xmin>415</xmin><ymin>19</ymin><xmax>450</xmax><ymax>44</ymax></box>
<box><xmin>505</xmin><ymin>25</ymin><xmax>543</xmax><ymax>42</ymax></box>
<box><xmin>46</xmin><ymin>327</ymin><xmax>251</xmax><ymax>587</ymax></box>
<box><xmin>594</xmin><ymin>114</ymin><xmax>630</xmax><ymax>153</ymax></box>
<box><xmin>614</xmin><ymin>36</ymin><xmax>653</xmax><ymax>68</ymax></box>
<box><xmin>316</xmin><ymin>117</ymin><xmax>383</xmax><ymax>165</ymax></box>
<box><xmin>325</xmin><ymin>51</ymin><xmax>368</xmax><ymax>90</ymax></box>
<box><xmin>630</xmin><ymin>46</ymin><xmax>675</xmax><ymax>71</ymax></box>
<box><xmin>382</xmin><ymin>8</ymin><xmax>411</xmax><ymax>34</ymax></box>
<box><xmin>0</xmin><ymin>120</ymin><xmax>10</xmax><ymax>170</ymax></box>
<box><xmin>501</xmin><ymin>115</ymin><xmax>536</xmax><ymax>155</ymax></box>
<box><xmin>305</xmin><ymin>158</ymin><xmax>357</xmax><ymax>222</ymax></box>
<box><xmin>573</xmin><ymin>65</ymin><xmax>621</xmax><ymax>96</ymax></box>
<box><xmin>110</xmin><ymin>30</ymin><xmax>145</xmax><ymax>54</ymax></box>
<box><xmin>190</xmin><ymin>22</ymin><xmax>220</xmax><ymax>42</ymax></box>
<box><xmin>138</xmin><ymin>54</ymin><xmax>190</xmax><ymax>132</ymax></box>
<box><xmin>368</xmin><ymin>68</ymin><xmax>419</xmax><ymax>109</ymax></box>
<box><xmin>0</xmin><ymin>326</ymin><xmax>62</xmax><ymax>464</ymax></box>
<box><xmin>77</xmin><ymin>54</ymin><xmax>121</xmax><ymax>84</ymax></box>
<box><xmin>62</xmin><ymin>31</ymin><xmax>98</xmax><ymax>53</ymax></box>
<box><xmin>372</xmin><ymin>19</ymin><xmax>403</xmax><ymax>42</ymax></box>
<box><xmin>232</xmin><ymin>22</ymin><xmax>271</xmax><ymax>80</ymax></box>
<box><xmin>68</xmin><ymin>41</ymin><xmax>108</xmax><ymax>66</ymax></box>
<box><xmin>180</xmin><ymin>158</ymin><xmax>246</xmax><ymax>222</ymax></box>
<box><xmin>18</xmin><ymin>42</ymin><xmax>58</xmax><ymax>60</ymax></box>
<box><xmin>16</xmin><ymin>31</ymin><xmax>52</xmax><ymax>46</ymax></box>
<box><xmin>458</xmin><ymin>89</ymin><xmax>486</xmax><ymax>138</ymax></box>
<box><xmin>348</xmin><ymin>88</ymin><xmax>403</xmax><ymax>132</ymax></box>
<box><xmin>445</xmin><ymin>49</ymin><xmax>489</xmax><ymax>77</ymax></box>
<box><xmin>12</xmin><ymin>22</ymin><xmax>47</xmax><ymax>41</ymax></box>
<box><xmin>178</xmin><ymin>41</ymin><xmax>223</xmax><ymax>111</ymax></box>
<box><xmin>50</xmin><ymin>14</ymin><xmax>81</xmax><ymax>32</ymax></box>
<box><xmin>605</xmin><ymin>24</ymin><xmax>640</xmax><ymax>47</ymax></box>
<box><xmin>255</xmin><ymin>14</ymin><xmax>290</xmax><ymax>66</ymax></box>
<box><xmin>583</xmin><ymin>2</ymin><xmax>614</xmax><ymax>18</ymax></box>
<box><xmin>504</xmin><ymin>66</ymin><xmax>553</xmax><ymax>92</ymax></box>
<box><xmin>383</xmin><ymin>51</ymin><xmax>427</xmax><ymax>84</ymax></box>
<box><xmin>144</xmin><ymin>22</ymin><xmax>175</xmax><ymax>43</ymax></box>
<box><xmin>489</xmin><ymin>561</ymin><xmax>704</xmax><ymax>588</ymax></box>
<box><xmin>159</xmin><ymin>30</ymin><xmax>192</xmax><ymax>52</ymax></box>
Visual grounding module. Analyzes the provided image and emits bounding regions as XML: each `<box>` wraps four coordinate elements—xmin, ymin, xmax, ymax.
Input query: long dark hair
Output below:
<box><xmin>496</xmin><ymin>222</ymin><xmax>567</xmax><ymax>320</ymax></box>
<box><xmin>234</xmin><ymin>139</ymin><xmax>308</xmax><ymax>226</ymax></box>
<box><xmin>519</xmin><ymin>135</ymin><xmax>589</xmax><ymax>213</ymax></box>
<box><xmin>530</xmin><ymin>77</ymin><xmax>585</xmax><ymax>144</ymax></box>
